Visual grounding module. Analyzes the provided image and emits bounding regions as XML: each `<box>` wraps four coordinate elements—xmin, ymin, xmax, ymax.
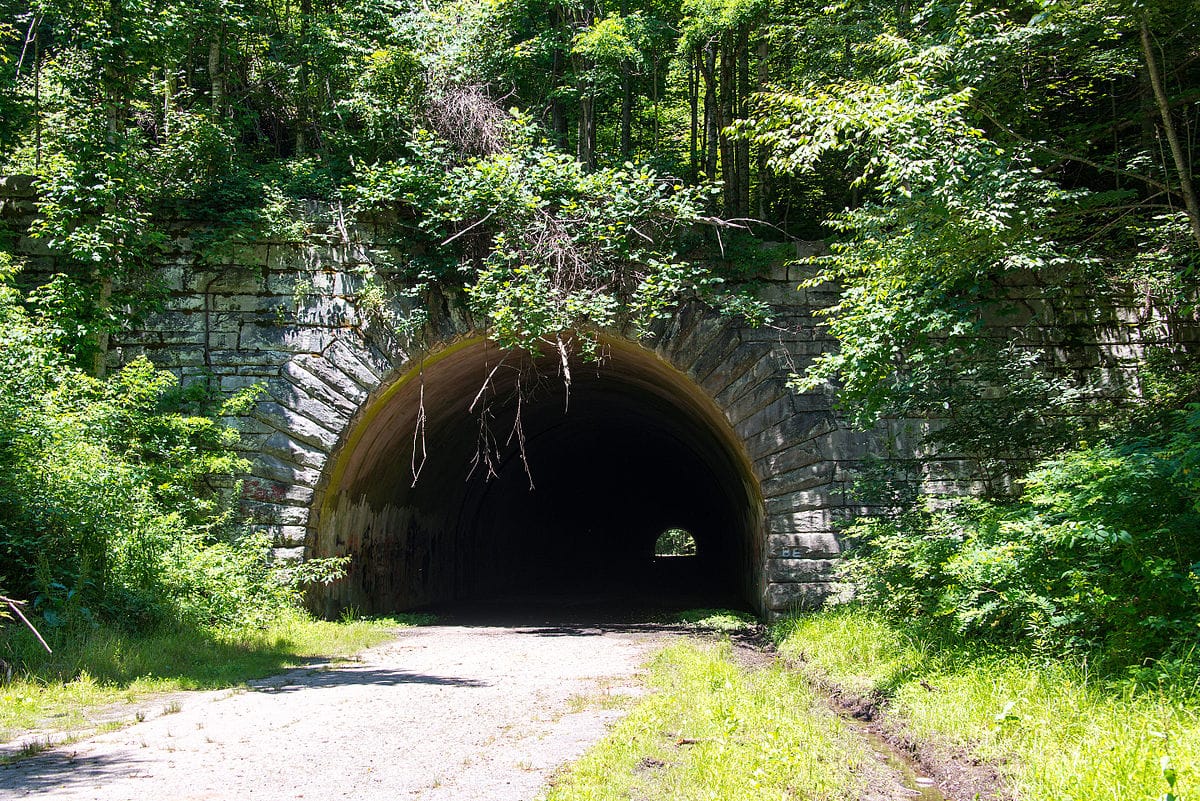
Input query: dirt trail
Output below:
<box><xmin>0</xmin><ymin>621</ymin><xmax>673</xmax><ymax>801</ymax></box>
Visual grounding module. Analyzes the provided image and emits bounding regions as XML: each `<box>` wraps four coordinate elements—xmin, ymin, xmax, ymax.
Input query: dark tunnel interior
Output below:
<box><xmin>308</xmin><ymin>337</ymin><xmax>765</xmax><ymax>618</ymax></box>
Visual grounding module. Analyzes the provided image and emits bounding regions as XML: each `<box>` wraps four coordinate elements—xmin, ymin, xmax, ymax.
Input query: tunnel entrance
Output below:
<box><xmin>308</xmin><ymin>336</ymin><xmax>766</xmax><ymax>618</ymax></box>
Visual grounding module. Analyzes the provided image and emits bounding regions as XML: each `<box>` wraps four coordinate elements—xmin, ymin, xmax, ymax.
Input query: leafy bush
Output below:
<box><xmin>350</xmin><ymin>117</ymin><xmax>769</xmax><ymax>356</ymax></box>
<box><xmin>0</xmin><ymin>259</ymin><xmax>294</xmax><ymax>631</ymax></box>
<box><xmin>842</xmin><ymin>409</ymin><xmax>1200</xmax><ymax>666</ymax></box>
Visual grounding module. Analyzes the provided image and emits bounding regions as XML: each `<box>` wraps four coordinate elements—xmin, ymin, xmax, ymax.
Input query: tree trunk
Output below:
<box><xmin>651</xmin><ymin>54</ymin><xmax>660</xmax><ymax>150</ymax></box>
<box><xmin>550</xmin><ymin>5</ymin><xmax>569</xmax><ymax>147</ymax></box>
<box><xmin>689</xmin><ymin>55</ymin><xmax>699</xmax><ymax>183</ymax></box>
<box><xmin>735</xmin><ymin>30</ymin><xmax>751</xmax><ymax>218</ymax></box>
<box><xmin>33</xmin><ymin>32</ymin><xmax>41</xmax><ymax>169</ymax></box>
<box><xmin>92</xmin><ymin>277</ymin><xmax>113</xmax><ymax>379</ymax></box>
<box><xmin>209</xmin><ymin>29</ymin><xmax>224</xmax><ymax>120</ymax></box>
<box><xmin>755</xmin><ymin>37</ymin><xmax>770</xmax><ymax>219</ymax></box>
<box><xmin>96</xmin><ymin>0</ymin><xmax>124</xmax><ymax>379</ymax></box>
<box><xmin>701</xmin><ymin>44</ymin><xmax>718</xmax><ymax>182</ymax></box>
<box><xmin>104</xmin><ymin>0</ymin><xmax>122</xmax><ymax>142</ymax></box>
<box><xmin>620</xmin><ymin>64</ymin><xmax>632</xmax><ymax>159</ymax></box>
<box><xmin>1140</xmin><ymin>17</ymin><xmax>1200</xmax><ymax>249</ymax></box>
<box><xmin>578</xmin><ymin>91</ymin><xmax>595</xmax><ymax>169</ymax></box>
<box><xmin>572</xmin><ymin>3</ymin><xmax>596</xmax><ymax>169</ymax></box>
<box><xmin>163</xmin><ymin>62</ymin><xmax>175</xmax><ymax>139</ymax></box>
<box><xmin>718</xmin><ymin>33</ymin><xmax>737</xmax><ymax>214</ymax></box>
<box><xmin>297</xmin><ymin>0</ymin><xmax>312</xmax><ymax>155</ymax></box>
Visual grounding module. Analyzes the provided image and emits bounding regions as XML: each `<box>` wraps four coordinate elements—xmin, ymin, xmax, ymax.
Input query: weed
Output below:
<box><xmin>15</xmin><ymin>737</ymin><xmax>51</xmax><ymax>760</ymax></box>
<box><xmin>775</xmin><ymin>606</ymin><xmax>1200</xmax><ymax>801</ymax></box>
<box><xmin>566</xmin><ymin>690</ymin><xmax>636</xmax><ymax>714</ymax></box>
<box><xmin>541</xmin><ymin>641</ymin><xmax>864</xmax><ymax>801</ymax></box>
<box><xmin>0</xmin><ymin>612</ymin><xmax>410</xmax><ymax>743</ymax></box>
<box><xmin>669</xmin><ymin>608</ymin><xmax>758</xmax><ymax>633</ymax></box>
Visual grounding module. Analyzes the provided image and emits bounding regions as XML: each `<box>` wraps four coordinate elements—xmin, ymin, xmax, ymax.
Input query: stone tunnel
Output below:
<box><xmin>257</xmin><ymin>264</ymin><xmax>871</xmax><ymax>618</ymax></box>
<box><xmin>164</xmin><ymin>238</ymin><xmax>876</xmax><ymax>618</ymax></box>
<box><xmin>3</xmin><ymin>178</ymin><xmax>1169</xmax><ymax>617</ymax></box>
<box><xmin>309</xmin><ymin>336</ymin><xmax>767</xmax><ymax>615</ymax></box>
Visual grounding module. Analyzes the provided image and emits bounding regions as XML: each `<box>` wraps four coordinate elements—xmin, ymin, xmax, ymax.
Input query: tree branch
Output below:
<box><xmin>1</xmin><ymin>595</ymin><xmax>52</xmax><ymax>653</ymax></box>
<box><xmin>1140</xmin><ymin>17</ymin><xmax>1200</xmax><ymax>249</ymax></box>
<box><xmin>978</xmin><ymin>106</ymin><xmax>1169</xmax><ymax>194</ymax></box>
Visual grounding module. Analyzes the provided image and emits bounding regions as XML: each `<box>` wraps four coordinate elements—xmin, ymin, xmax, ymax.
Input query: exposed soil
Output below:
<box><xmin>0</xmin><ymin>603</ymin><xmax>999</xmax><ymax>801</ymax></box>
<box><xmin>794</xmin><ymin>660</ymin><xmax>1010</xmax><ymax>801</ymax></box>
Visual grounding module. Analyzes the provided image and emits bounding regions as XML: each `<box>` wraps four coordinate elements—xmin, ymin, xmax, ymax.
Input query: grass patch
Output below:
<box><xmin>668</xmin><ymin>608</ymin><xmax>759</xmax><ymax>633</ymax></box>
<box><xmin>566</xmin><ymin>690</ymin><xmax>638</xmax><ymax>715</ymax></box>
<box><xmin>0</xmin><ymin>610</ymin><xmax>428</xmax><ymax>743</ymax></box>
<box><xmin>540</xmin><ymin>640</ymin><xmax>864</xmax><ymax>801</ymax></box>
<box><xmin>774</xmin><ymin>605</ymin><xmax>1199</xmax><ymax>801</ymax></box>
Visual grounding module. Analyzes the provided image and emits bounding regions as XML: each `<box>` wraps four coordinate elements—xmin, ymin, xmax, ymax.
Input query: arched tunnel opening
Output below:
<box><xmin>308</xmin><ymin>336</ymin><xmax>766</xmax><ymax>619</ymax></box>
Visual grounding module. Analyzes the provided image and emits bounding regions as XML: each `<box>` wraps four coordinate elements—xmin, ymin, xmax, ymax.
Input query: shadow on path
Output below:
<box><xmin>251</xmin><ymin>666</ymin><xmax>489</xmax><ymax>692</ymax></box>
<box><xmin>0</xmin><ymin>750</ymin><xmax>154</xmax><ymax>794</ymax></box>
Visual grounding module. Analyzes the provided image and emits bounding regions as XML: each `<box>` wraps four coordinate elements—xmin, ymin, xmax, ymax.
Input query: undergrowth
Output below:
<box><xmin>774</xmin><ymin>606</ymin><xmax>1199</xmax><ymax>801</ymax></box>
<box><xmin>539</xmin><ymin>640</ymin><xmax>863</xmax><ymax>801</ymax></box>
<box><xmin>841</xmin><ymin>404</ymin><xmax>1200</xmax><ymax>673</ymax></box>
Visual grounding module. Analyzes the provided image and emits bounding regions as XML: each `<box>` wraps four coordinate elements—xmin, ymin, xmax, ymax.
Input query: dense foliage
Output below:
<box><xmin>0</xmin><ymin>255</ymin><xmax>299</xmax><ymax>631</ymax></box>
<box><xmin>843</xmin><ymin>406</ymin><xmax>1200</xmax><ymax>669</ymax></box>
<box><xmin>349</xmin><ymin>120</ymin><xmax>765</xmax><ymax>353</ymax></box>
<box><xmin>736</xmin><ymin>0</ymin><xmax>1200</xmax><ymax>451</ymax></box>
<box><xmin>2</xmin><ymin>0</ymin><xmax>1194</xmax><ymax>444</ymax></box>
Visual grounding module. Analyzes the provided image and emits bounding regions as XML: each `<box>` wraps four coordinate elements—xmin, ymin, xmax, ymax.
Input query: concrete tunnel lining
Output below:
<box><xmin>307</xmin><ymin>336</ymin><xmax>767</xmax><ymax>617</ymax></box>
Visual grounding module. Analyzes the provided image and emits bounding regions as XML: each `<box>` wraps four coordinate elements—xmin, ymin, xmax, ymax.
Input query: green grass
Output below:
<box><xmin>667</xmin><ymin>608</ymin><xmax>759</xmax><ymax>633</ymax></box>
<box><xmin>540</xmin><ymin>640</ymin><xmax>865</xmax><ymax>801</ymax></box>
<box><xmin>0</xmin><ymin>610</ymin><xmax>428</xmax><ymax>743</ymax></box>
<box><xmin>774</xmin><ymin>605</ymin><xmax>1199</xmax><ymax>801</ymax></box>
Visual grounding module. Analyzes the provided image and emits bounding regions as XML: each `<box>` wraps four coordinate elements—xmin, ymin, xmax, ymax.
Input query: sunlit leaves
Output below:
<box><xmin>734</xmin><ymin>0</ymin><xmax>1194</xmax><ymax>440</ymax></box>
<box><xmin>351</xmin><ymin>116</ymin><xmax>735</xmax><ymax>353</ymax></box>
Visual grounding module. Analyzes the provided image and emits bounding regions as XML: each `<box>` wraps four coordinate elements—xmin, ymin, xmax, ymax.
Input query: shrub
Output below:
<box><xmin>842</xmin><ymin>409</ymin><xmax>1200</xmax><ymax>667</ymax></box>
<box><xmin>0</xmin><ymin>259</ymin><xmax>292</xmax><ymax>631</ymax></box>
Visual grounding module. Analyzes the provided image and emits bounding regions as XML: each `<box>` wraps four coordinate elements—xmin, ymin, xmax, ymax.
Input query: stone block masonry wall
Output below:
<box><xmin>4</xmin><ymin>176</ymin><xmax>1193</xmax><ymax>617</ymax></box>
<box><xmin>110</xmin><ymin>228</ymin><xmax>448</xmax><ymax>562</ymax></box>
<box><xmin>1</xmin><ymin>186</ymin><xmax>863</xmax><ymax>614</ymax></box>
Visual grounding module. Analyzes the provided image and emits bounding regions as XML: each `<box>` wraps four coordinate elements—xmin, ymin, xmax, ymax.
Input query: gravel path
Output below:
<box><xmin>0</xmin><ymin>621</ymin><xmax>676</xmax><ymax>801</ymax></box>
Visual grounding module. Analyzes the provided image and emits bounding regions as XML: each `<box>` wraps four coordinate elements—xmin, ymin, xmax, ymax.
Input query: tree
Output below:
<box><xmin>737</xmin><ymin>0</ymin><xmax>1200</xmax><ymax>461</ymax></box>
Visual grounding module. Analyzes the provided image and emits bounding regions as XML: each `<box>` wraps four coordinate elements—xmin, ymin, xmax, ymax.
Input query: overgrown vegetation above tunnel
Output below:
<box><xmin>2</xmin><ymin>0</ymin><xmax>1198</xmax><ymax>449</ymax></box>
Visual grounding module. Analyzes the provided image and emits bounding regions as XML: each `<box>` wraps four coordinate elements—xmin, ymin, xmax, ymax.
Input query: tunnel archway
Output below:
<box><xmin>307</xmin><ymin>335</ymin><xmax>767</xmax><ymax>617</ymax></box>
<box><xmin>655</xmin><ymin>528</ymin><xmax>696</xmax><ymax>557</ymax></box>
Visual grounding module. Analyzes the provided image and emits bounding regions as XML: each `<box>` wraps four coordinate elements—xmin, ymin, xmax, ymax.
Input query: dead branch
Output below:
<box><xmin>468</xmin><ymin>401</ymin><xmax>500</xmax><ymax>482</ymax></box>
<box><xmin>442</xmin><ymin>210</ymin><xmax>497</xmax><ymax>246</ymax></box>
<box><xmin>469</xmin><ymin>356</ymin><xmax>509</xmax><ymax>414</ymax></box>
<box><xmin>411</xmin><ymin>367</ymin><xmax>428</xmax><ymax>487</ymax></box>
<box><xmin>504</xmin><ymin>378</ymin><xmax>535</xmax><ymax>490</ymax></box>
<box><xmin>556</xmin><ymin>334</ymin><xmax>572</xmax><ymax>413</ymax></box>
<box><xmin>423</xmin><ymin>83</ymin><xmax>509</xmax><ymax>157</ymax></box>
<box><xmin>0</xmin><ymin>595</ymin><xmax>52</xmax><ymax>653</ymax></box>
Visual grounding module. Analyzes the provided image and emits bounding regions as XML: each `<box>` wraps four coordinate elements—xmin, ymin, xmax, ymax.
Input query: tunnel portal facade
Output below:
<box><xmin>151</xmin><ymin>267</ymin><xmax>870</xmax><ymax>617</ymax></box>
<box><xmin>0</xmin><ymin>176</ymin><xmax>1184</xmax><ymax>618</ymax></box>
<box><xmin>0</xmin><ymin>195</ymin><xmax>873</xmax><ymax>615</ymax></box>
<box><xmin>202</xmin><ymin>258</ymin><xmax>866</xmax><ymax>617</ymax></box>
<box><xmin>234</xmin><ymin>271</ymin><xmax>869</xmax><ymax>618</ymax></box>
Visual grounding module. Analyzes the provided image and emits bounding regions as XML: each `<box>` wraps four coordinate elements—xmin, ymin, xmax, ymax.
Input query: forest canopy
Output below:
<box><xmin>1</xmin><ymin>0</ymin><xmax>1196</xmax><ymax>409</ymax></box>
